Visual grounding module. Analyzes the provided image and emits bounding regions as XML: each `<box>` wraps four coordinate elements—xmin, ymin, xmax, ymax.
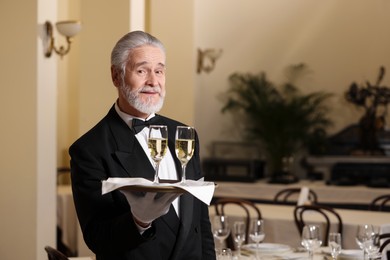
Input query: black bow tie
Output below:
<box><xmin>132</xmin><ymin>116</ymin><xmax>159</xmax><ymax>134</ymax></box>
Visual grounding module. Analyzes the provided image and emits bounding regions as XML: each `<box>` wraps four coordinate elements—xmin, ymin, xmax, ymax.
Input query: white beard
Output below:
<box><xmin>120</xmin><ymin>83</ymin><xmax>165</xmax><ymax>115</ymax></box>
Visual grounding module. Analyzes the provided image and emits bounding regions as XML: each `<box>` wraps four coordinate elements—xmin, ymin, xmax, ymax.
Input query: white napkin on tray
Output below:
<box><xmin>102</xmin><ymin>177</ymin><xmax>216</xmax><ymax>205</ymax></box>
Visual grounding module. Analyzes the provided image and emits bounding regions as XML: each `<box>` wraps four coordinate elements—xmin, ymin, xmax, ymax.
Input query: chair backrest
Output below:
<box><xmin>44</xmin><ymin>246</ymin><xmax>69</xmax><ymax>260</ymax></box>
<box><xmin>274</xmin><ymin>188</ymin><xmax>318</xmax><ymax>205</ymax></box>
<box><xmin>293</xmin><ymin>205</ymin><xmax>343</xmax><ymax>246</ymax></box>
<box><xmin>369</xmin><ymin>194</ymin><xmax>390</xmax><ymax>211</ymax></box>
<box><xmin>378</xmin><ymin>233</ymin><xmax>390</xmax><ymax>254</ymax></box>
<box><xmin>213</xmin><ymin>198</ymin><xmax>262</xmax><ymax>247</ymax></box>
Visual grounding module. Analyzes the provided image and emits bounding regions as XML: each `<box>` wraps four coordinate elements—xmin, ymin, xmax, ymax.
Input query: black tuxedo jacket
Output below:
<box><xmin>69</xmin><ymin>105</ymin><xmax>216</xmax><ymax>260</ymax></box>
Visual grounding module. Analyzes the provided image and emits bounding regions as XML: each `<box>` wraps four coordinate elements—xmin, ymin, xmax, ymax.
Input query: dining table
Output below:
<box><xmin>57</xmin><ymin>185</ymin><xmax>94</xmax><ymax>258</ymax></box>
<box><xmin>213</xmin><ymin>179</ymin><xmax>390</xmax><ymax>210</ymax></box>
<box><xmin>209</xmin><ymin>202</ymin><xmax>390</xmax><ymax>259</ymax></box>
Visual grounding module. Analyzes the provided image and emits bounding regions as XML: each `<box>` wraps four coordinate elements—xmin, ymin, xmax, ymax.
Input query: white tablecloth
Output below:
<box><xmin>209</xmin><ymin>203</ymin><xmax>390</xmax><ymax>250</ymax></box>
<box><xmin>57</xmin><ymin>185</ymin><xmax>94</xmax><ymax>257</ymax></box>
<box><xmin>213</xmin><ymin>180</ymin><xmax>389</xmax><ymax>206</ymax></box>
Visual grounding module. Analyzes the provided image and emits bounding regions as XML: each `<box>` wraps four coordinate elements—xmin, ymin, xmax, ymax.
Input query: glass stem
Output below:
<box><xmin>181</xmin><ymin>164</ymin><xmax>187</xmax><ymax>183</ymax></box>
<box><xmin>309</xmin><ymin>250</ymin><xmax>314</xmax><ymax>260</ymax></box>
<box><xmin>217</xmin><ymin>238</ymin><xmax>223</xmax><ymax>249</ymax></box>
<box><xmin>154</xmin><ymin>162</ymin><xmax>160</xmax><ymax>183</ymax></box>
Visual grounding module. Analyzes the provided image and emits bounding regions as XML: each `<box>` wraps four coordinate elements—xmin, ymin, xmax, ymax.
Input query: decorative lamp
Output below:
<box><xmin>44</xmin><ymin>20</ymin><xmax>81</xmax><ymax>58</ymax></box>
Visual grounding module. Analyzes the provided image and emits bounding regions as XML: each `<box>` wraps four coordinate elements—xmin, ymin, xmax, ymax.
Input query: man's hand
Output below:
<box><xmin>120</xmin><ymin>191</ymin><xmax>181</xmax><ymax>224</ymax></box>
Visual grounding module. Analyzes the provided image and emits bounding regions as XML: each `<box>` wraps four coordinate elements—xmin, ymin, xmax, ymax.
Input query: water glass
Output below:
<box><xmin>356</xmin><ymin>224</ymin><xmax>375</xmax><ymax>260</ymax></box>
<box><xmin>233</xmin><ymin>221</ymin><xmax>246</xmax><ymax>257</ymax></box>
<box><xmin>249</xmin><ymin>218</ymin><xmax>265</xmax><ymax>248</ymax></box>
<box><xmin>328</xmin><ymin>232</ymin><xmax>342</xmax><ymax>260</ymax></box>
<box><xmin>212</xmin><ymin>215</ymin><xmax>230</xmax><ymax>249</ymax></box>
<box><xmin>301</xmin><ymin>224</ymin><xmax>322</xmax><ymax>260</ymax></box>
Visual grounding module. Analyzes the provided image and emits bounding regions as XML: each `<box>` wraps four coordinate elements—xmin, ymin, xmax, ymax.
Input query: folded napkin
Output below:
<box><xmin>297</xmin><ymin>186</ymin><xmax>309</xmax><ymax>206</ymax></box>
<box><xmin>338</xmin><ymin>249</ymin><xmax>364</xmax><ymax>260</ymax></box>
<box><xmin>102</xmin><ymin>177</ymin><xmax>215</xmax><ymax>205</ymax></box>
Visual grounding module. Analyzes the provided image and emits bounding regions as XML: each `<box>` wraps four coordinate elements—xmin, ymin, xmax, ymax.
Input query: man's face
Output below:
<box><xmin>115</xmin><ymin>45</ymin><xmax>166</xmax><ymax>117</ymax></box>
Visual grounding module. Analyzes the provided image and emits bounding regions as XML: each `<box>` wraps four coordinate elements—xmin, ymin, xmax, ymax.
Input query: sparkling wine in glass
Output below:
<box><xmin>175</xmin><ymin>126</ymin><xmax>195</xmax><ymax>183</ymax></box>
<box><xmin>301</xmin><ymin>224</ymin><xmax>322</xmax><ymax>260</ymax></box>
<box><xmin>233</xmin><ymin>221</ymin><xmax>246</xmax><ymax>258</ymax></box>
<box><xmin>212</xmin><ymin>215</ymin><xmax>230</xmax><ymax>249</ymax></box>
<box><xmin>249</xmin><ymin>218</ymin><xmax>265</xmax><ymax>249</ymax></box>
<box><xmin>328</xmin><ymin>232</ymin><xmax>342</xmax><ymax>260</ymax></box>
<box><xmin>148</xmin><ymin>125</ymin><xmax>168</xmax><ymax>184</ymax></box>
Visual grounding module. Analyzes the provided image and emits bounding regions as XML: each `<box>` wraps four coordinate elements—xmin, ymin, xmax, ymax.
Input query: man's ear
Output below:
<box><xmin>111</xmin><ymin>66</ymin><xmax>121</xmax><ymax>87</ymax></box>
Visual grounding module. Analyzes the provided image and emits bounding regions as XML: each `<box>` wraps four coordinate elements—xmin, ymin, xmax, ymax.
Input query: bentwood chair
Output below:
<box><xmin>378</xmin><ymin>233</ymin><xmax>390</xmax><ymax>257</ymax></box>
<box><xmin>294</xmin><ymin>204</ymin><xmax>343</xmax><ymax>246</ymax></box>
<box><xmin>274</xmin><ymin>188</ymin><xmax>318</xmax><ymax>205</ymax></box>
<box><xmin>45</xmin><ymin>246</ymin><xmax>69</xmax><ymax>260</ymax></box>
<box><xmin>369</xmin><ymin>194</ymin><xmax>390</xmax><ymax>212</ymax></box>
<box><xmin>213</xmin><ymin>198</ymin><xmax>262</xmax><ymax>249</ymax></box>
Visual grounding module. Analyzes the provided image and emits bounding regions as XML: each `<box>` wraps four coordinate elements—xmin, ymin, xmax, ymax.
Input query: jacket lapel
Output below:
<box><xmin>107</xmin><ymin>106</ymin><xmax>155</xmax><ymax>179</ymax></box>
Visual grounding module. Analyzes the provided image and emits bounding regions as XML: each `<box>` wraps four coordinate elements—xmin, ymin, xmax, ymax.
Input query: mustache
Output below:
<box><xmin>139</xmin><ymin>86</ymin><xmax>161</xmax><ymax>94</ymax></box>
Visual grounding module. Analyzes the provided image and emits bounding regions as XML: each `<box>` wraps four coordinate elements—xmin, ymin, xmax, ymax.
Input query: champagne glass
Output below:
<box><xmin>356</xmin><ymin>224</ymin><xmax>375</xmax><ymax>260</ymax></box>
<box><xmin>148</xmin><ymin>125</ymin><xmax>168</xmax><ymax>184</ymax></box>
<box><xmin>233</xmin><ymin>221</ymin><xmax>246</xmax><ymax>258</ymax></box>
<box><xmin>249</xmin><ymin>218</ymin><xmax>265</xmax><ymax>249</ymax></box>
<box><xmin>212</xmin><ymin>215</ymin><xmax>230</xmax><ymax>249</ymax></box>
<box><xmin>301</xmin><ymin>224</ymin><xmax>322</xmax><ymax>260</ymax></box>
<box><xmin>328</xmin><ymin>232</ymin><xmax>342</xmax><ymax>260</ymax></box>
<box><xmin>175</xmin><ymin>126</ymin><xmax>195</xmax><ymax>183</ymax></box>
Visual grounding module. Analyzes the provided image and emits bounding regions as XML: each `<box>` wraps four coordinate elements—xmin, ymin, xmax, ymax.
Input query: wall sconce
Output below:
<box><xmin>44</xmin><ymin>20</ymin><xmax>82</xmax><ymax>58</ymax></box>
<box><xmin>197</xmin><ymin>48</ymin><xmax>223</xmax><ymax>74</ymax></box>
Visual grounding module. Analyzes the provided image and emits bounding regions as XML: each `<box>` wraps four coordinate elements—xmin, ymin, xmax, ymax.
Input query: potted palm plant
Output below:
<box><xmin>220</xmin><ymin>64</ymin><xmax>333</xmax><ymax>183</ymax></box>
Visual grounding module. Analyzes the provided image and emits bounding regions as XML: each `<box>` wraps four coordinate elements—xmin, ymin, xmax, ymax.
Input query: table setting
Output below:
<box><xmin>212</xmin><ymin>216</ymin><xmax>387</xmax><ymax>260</ymax></box>
<box><xmin>218</xmin><ymin>244</ymin><xmax>368</xmax><ymax>260</ymax></box>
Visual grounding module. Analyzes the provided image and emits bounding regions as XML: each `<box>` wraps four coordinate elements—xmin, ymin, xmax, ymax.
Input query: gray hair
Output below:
<box><xmin>111</xmin><ymin>31</ymin><xmax>166</xmax><ymax>78</ymax></box>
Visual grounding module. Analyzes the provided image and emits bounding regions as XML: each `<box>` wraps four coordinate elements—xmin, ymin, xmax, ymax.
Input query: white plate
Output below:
<box><xmin>242</xmin><ymin>243</ymin><xmax>291</xmax><ymax>254</ymax></box>
<box><xmin>257</xmin><ymin>254</ymin><xmax>304</xmax><ymax>260</ymax></box>
<box><xmin>339</xmin><ymin>249</ymin><xmax>364</xmax><ymax>260</ymax></box>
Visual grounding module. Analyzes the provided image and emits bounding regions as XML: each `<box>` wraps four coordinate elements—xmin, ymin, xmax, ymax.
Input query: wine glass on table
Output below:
<box><xmin>212</xmin><ymin>215</ymin><xmax>231</xmax><ymax>249</ymax></box>
<box><xmin>328</xmin><ymin>232</ymin><xmax>342</xmax><ymax>260</ymax></box>
<box><xmin>148</xmin><ymin>125</ymin><xmax>168</xmax><ymax>184</ymax></box>
<box><xmin>301</xmin><ymin>224</ymin><xmax>322</xmax><ymax>260</ymax></box>
<box><xmin>175</xmin><ymin>126</ymin><xmax>195</xmax><ymax>183</ymax></box>
<box><xmin>364</xmin><ymin>233</ymin><xmax>380</xmax><ymax>260</ymax></box>
<box><xmin>249</xmin><ymin>219</ymin><xmax>265</xmax><ymax>249</ymax></box>
<box><xmin>233</xmin><ymin>221</ymin><xmax>246</xmax><ymax>258</ymax></box>
<box><xmin>356</xmin><ymin>224</ymin><xmax>375</xmax><ymax>260</ymax></box>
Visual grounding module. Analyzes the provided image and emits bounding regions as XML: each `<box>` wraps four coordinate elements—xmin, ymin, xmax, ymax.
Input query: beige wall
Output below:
<box><xmin>57</xmin><ymin>0</ymin><xmax>81</xmax><ymax>167</ymax></box>
<box><xmin>0</xmin><ymin>0</ymin><xmax>57</xmax><ymax>259</ymax></box>
<box><xmin>149</xmin><ymin>0</ymin><xmax>195</xmax><ymax>126</ymax></box>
